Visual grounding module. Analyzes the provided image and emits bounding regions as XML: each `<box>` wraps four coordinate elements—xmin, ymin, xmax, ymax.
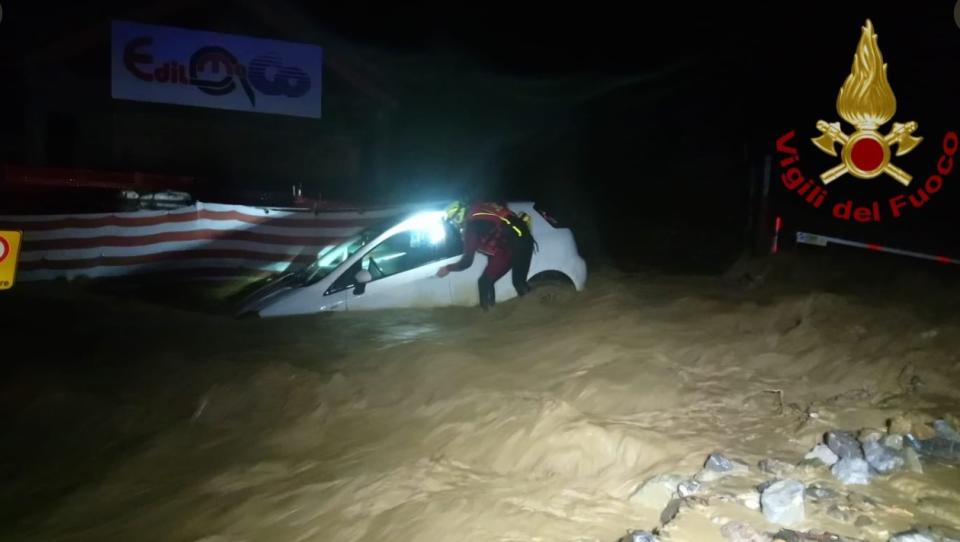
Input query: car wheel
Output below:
<box><xmin>528</xmin><ymin>271</ymin><xmax>577</xmax><ymax>305</ymax></box>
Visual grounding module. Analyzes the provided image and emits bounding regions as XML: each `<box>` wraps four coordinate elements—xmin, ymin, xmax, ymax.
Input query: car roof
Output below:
<box><xmin>396</xmin><ymin>201</ymin><xmax>535</xmax><ymax>217</ymax></box>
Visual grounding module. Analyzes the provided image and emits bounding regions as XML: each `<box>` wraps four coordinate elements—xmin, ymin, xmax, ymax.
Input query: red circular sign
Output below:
<box><xmin>0</xmin><ymin>236</ymin><xmax>8</xmax><ymax>263</ymax></box>
<box><xmin>850</xmin><ymin>137</ymin><xmax>885</xmax><ymax>172</ymax></box>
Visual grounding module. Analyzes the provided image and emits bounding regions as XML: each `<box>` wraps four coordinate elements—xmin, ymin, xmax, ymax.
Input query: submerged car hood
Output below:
<box><xmin>235</xmin><ymin>272</ymin><xmax>305</xmax><ymax>316</ymax></box>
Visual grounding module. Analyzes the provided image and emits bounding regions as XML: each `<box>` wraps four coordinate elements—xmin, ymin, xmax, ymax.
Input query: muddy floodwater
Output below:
<box><xmin>2</xmin><ymin>259</ymin><xmax>959</xmax><ymax>542</ymax></box>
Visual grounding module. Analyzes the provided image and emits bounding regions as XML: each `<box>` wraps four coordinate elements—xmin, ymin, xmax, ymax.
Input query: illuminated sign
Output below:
<box><xmin>111</xmin><ymin>20</ymin><xmax>323</xmax><ymax>118</ymax></box>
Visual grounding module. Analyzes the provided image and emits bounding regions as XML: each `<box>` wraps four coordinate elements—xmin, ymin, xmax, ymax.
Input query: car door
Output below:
<box><xmin>446</xmin><ymin>252</ymin><xmax>523</xmax><ymax>306</ymax></box>
<box><xmin>346</xmin><ymin>216</ymin><xmax>462</xmax><ymax>310</ymax></box>
<box><xmin>446</xmin><ymin>252</ymin><xmax>487</xmax><ymax>306</ymax></box>
<box><xmin>257</xmin><ymin>281</ymin><xmax>349</xmax><ymax>317</ymax></box>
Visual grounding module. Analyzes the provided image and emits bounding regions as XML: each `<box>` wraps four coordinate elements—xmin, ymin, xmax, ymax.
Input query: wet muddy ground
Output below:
<box><xmin>1</xmin><ymin>255</ymin><xmax>959</xmax><ymax>542</ymax></box>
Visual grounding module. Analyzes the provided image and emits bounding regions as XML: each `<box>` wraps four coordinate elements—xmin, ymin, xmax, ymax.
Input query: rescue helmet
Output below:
<box><xmin>445</xmin><ymin>200</ymin><xmax>467</xmax><ymax>226</ymax></box>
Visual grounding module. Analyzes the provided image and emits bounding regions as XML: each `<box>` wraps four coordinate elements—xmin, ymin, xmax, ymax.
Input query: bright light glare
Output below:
<box><xmin>404</xmin><ymin>211</ymin><xmax>447</xmax><ymax>245</ymax></box>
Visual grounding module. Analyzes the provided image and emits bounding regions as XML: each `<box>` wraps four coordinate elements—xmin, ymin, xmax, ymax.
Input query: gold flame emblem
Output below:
<box><xmin>812</xmin><ymin>19</ymin><xmax>922</xmax><ymax>186</ymax></box>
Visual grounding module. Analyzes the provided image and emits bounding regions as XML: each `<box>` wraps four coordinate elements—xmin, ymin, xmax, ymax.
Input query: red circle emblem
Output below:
<box><xmin>850</xmin><ymin>137</ymin><xmax>885</xmax><ymax>172</ymax></box>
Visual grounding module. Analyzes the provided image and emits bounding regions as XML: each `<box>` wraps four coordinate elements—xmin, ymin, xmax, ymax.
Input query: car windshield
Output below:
<box><xmin>296</xmin><ymin>223</ymin><xmax>388</xmax><ymax>285</ymax></box>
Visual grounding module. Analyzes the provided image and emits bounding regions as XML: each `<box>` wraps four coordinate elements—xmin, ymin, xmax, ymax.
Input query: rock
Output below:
<box><xmin>660</xmin><ymin>498</ymin><xmax>681</xmax><ymax>525</ymax></box>
<box><xmin>806</xmin><ymin>484</ymin><xmax>839</xmax><ymax>502</ymax></box>
<box><xmin>913</xmin><ymin>424</ymin><xmax>938</xmax><ymax>440</ymax></box>
<box><xmin>772</xmin><ymin>530</ymin><xmax>804</xmax><ymax>542</ymax></box>
<box><xmin>831</xmin><ymin>458</ymin><xmax>871</xmax><ymax>485</ymax></box>
<box><xmin>804</xmin><ymin>444</ymin><xmax>839</xmax><ymax>467</ymax></box>
<box><xmin>858</xmin><ymin>430</ymin><xmax>884</xmax><ymax>444</ymax></box>
<box><xmin>620</xmin><ymin>530</ymin><xmax>658</xmax><ymax>542</ymax></box>
<box><xmin>737</xmin><ymin>492</ymin><xmax>761</xmax><ymax>511</ymax></box>
<box><xmin>677</xmin><ymin>479</ymin><xmax>702</xmax><ymax>497</ymax></box>
<box><xmin>854</xmin><ymin>516</ymin><xmax>873</xmax><ymax>528</ymax></box>
<box><xmin>761</xmin><ymin>480</ymin><xmax>805</xmax><ymax>527</ymax></box>
<box><xmin>826</xmin><ymin>431</ymin><xmax>864</xmax><ymax>460</ymax></box>
<box><xmin>757</xmin><ymin>479</ymin><xmax>777</xmax><ymax>494</ymax></box>
<box><xmin>889</xmin><ymin>415</ymin><xmax>913</xmax><ymax>435</ymax></box>
<box><xmin>707</xmin><ymin>452</ymin><xmax>735</xmax><ymax>472</ymax></box>
<box><xmin>945</xmin><ymin>413</ymin><xmax>960</xmax><ymax>433</ymax></box>
<box><xmin>697</xmin><ymin>455</ymin><xmax>750</xmax><ymax>482</ymax></box>
<box><xmin>883</xmin><ymin>434</ymin><xmax>904</xmax><ymax>450</ymax></box>
<box><xmin>760</xmin><ymin>458</ymin><xmax>795</xmax><ymax>477</ymax></box>
<box><xmin>908</xmin><ymin>415</ymin><xmax>938</xmax><ymax>440</ymax></box>
<box><xmin>905</xmin><ymin>433</ymin><xmax>960</xmax><ymax>462</ymax></box>
<box><xmin>933</xmin><ymin>419</ymin><xmax>960</xmax><ymax>442</ymax></box>
<box><xmin>863</xmin><ymin>440</ymin><xmax>905</xmax><ymax>474</ymax></box>
<box><xmin>629</xmin><ymin>474</ymin><xmax>685</xmax><ymax>510</ymax></box>
<box><xmin>928</xmin><ymin>525</ymin><xmax>960</xmax><ymax>542</ymax></box>
<box><xmin>721</xmin><ymin>521</ymin><xmax>772</xmax><ymax>542</ymax></box>
<box><xmin>888</xmin><ymin>530</ymin><xmax>936</xmax><ymax>542</ymax></box>
<box><xmin>902</xmin><ymin>447</ymin><xmax>923</xmax><ymax>474</ymax></box>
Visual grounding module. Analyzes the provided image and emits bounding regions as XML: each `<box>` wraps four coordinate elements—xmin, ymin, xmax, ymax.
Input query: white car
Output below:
<box><xmin>238</xmin><ymin>202</ymin><xmax>587</xmax><ymax>317</ymax></box>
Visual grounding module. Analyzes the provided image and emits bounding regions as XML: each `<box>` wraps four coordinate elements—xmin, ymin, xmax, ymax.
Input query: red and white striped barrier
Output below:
<box><xmin>796</xmin><ymin>231</ymin><xmax>960</xmax><ymax>266</ymax></box>
<box><xmin>0</xmin><ymin>202</ymin><xmax>404</xmax><ymax>281</ymax></box>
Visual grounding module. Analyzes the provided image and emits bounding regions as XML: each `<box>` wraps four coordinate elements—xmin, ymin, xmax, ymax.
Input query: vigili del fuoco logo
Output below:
<box><xmin>775</xmin><ymin>20</ymin><xmax>958</xmax><ymax>222</ymax></box>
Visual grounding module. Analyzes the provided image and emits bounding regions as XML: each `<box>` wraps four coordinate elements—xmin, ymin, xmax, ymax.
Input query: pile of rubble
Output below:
<box><xmin>617</xmin><ymin>415</ymin><xmax>960</xmax><ymax>542</ymax></box>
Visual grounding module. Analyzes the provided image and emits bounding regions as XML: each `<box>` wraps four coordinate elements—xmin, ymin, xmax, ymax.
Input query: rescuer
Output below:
<box><xmin>436</xmin><ymin>200</ymin><xmax>535</xmax><ymax>310</ymax></box>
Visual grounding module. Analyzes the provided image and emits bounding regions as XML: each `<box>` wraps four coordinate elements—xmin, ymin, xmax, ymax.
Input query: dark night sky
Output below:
<box><xmin>4</xmin><ymin>1</ymin><xmax>957</xmax><ymax>106</ymax></box>
<box><xmin>5</xmin><ymin>1</ymin><xmax>956</xmax><ymax>135</ymax></box>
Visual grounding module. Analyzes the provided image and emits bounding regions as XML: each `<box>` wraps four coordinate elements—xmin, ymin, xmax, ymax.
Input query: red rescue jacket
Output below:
<box><xmin>468</xmin><ymin>203</ymin><xmax>518</xmax><ymax>255</ymax></box>
<box><xmin>446</xmin><ymin>203</ymin><xmax>530</xmax><ymax>271</ymax></box>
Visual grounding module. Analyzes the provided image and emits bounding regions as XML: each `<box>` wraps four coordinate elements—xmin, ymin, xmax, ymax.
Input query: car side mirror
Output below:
<box><xmin>353</xmin><ymin>269</ymin><xmax>372</xmax><ymax>295</ymax></box>
<box><xmin>355</xmin><ymin>269</ymin><xmax>372</xmax><ymax>283</ymax></box>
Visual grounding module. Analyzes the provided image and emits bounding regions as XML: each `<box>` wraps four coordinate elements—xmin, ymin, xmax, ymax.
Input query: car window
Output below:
<box><xmin>325</xmin><ymin>216</ymin><xmax>462</xmax><ymax>294</ymax></box>
<box><xmin>326</xmin><ymin>260</ymin><xmax>363</xmax><ymax>294</ymax></box>
<box><xmin>364</xmin><ymin>221</ymin><xmax>462</xmax><ymax>280</ymax></box>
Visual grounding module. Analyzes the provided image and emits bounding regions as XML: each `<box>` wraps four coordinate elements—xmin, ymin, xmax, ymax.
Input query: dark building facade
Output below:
<box><xmin>0</xmin><ymin>1</ymin><xmax>397</xmax><ymax>205</ymax></box>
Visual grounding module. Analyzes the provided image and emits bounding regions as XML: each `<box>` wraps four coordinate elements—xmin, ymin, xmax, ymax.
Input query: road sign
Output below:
<box><xmin>0</xmin><ymin>230</ymin><xmax>23</xmax><ymax>290</ymax></box>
